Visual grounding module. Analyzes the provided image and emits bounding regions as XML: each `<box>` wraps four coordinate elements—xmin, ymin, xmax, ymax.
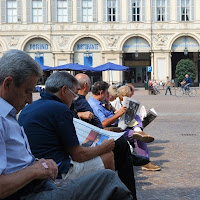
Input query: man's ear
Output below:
<box><xmin>60</xmin><ymin>85</ymin><xmax>67</xmax><ymax>95</ymax></box>
<box><xmin>99</xmin><ymin>90</ymin><xmax>103</xmax><ymax>96</ymax></box>
<box><xmin>3</xmin><ymin>76</ymin><xmax>13</xmax><ymax>91</ymax></box>
<box><xmin>83</xmin><ymin>82</ymin><xmax>87</xmax><ymax>89</ymax></box>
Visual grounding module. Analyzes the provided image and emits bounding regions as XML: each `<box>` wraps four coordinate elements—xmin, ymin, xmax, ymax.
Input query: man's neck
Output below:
<box><xmin>78</xmin><ymin>90</ymin><xmax>87</xmax><ymax>96</ymax></box>
<box><xmin>92</xmin><ymin>94</ymin><xmax>102</xmax><ymax>101</ymax></box>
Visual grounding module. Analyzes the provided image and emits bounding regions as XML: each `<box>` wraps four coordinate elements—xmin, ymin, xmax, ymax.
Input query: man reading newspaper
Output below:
<box><xmin>19</xmin><ymin>72</ymin><xmax>116</xmax><ymax>180</ymax></box>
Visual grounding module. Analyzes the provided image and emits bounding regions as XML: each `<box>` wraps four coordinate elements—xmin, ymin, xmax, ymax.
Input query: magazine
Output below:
<box><xmin>73</xmin><ymin>118</ymin><xmax>125</xmax><ymax>147</ymax></box>
<box><xmin>118</xmin><ymin>97</ymin><xmax>140</xmax><ymax>129</ymax></box>
<box><xmin>142</xmin><ymin>108</ymin><xmax>157</xmax><ymax>128</ymax></box>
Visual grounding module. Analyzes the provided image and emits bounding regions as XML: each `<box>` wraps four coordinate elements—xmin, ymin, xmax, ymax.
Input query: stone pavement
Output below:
<box><xmin>132</xmin><ymin>88</ymin><xmax>200</xmax><ymax>200</ymax></box>
<box><xmin>33</xmin><ymin>87</ymin><xmax>200</xmax><ymax>200</ymax></box>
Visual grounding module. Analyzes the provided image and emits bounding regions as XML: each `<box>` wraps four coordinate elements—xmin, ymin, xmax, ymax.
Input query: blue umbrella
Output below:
<box><xmin>91</xmin><ymin>62</ymin><xmax>129</xmax><ymax>72</ymax></box>
<box><xmin>40</xmin><ymin>64</ymin><xmax>53</xmax><ymax>71</ymax></box>
<box><xmin>53</xmin><ymin>63</ymin><xmax>93</xmax><ymax>71</ymax></box>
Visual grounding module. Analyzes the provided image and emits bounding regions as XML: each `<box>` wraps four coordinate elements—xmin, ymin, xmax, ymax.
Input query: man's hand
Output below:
<box><xmin>30</xmin><ymin>158</ymin><xmax>58</xmax><ymax>181</ymax></box>
<box><xmin>100</xmin><ymin>139</ymin><xmax>115</xmax><ymax>153</ymax></box>
<box><xmin>115</xmin><ymin>106</ymin><xmax>127</xmax><ymax>117</ymax></box>
<box><xmin>78</xmin><ymin>111</ymin><xmax>94</xmax><ymax>121</ymax></box>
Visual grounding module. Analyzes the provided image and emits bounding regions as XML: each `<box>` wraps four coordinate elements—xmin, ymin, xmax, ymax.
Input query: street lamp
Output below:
<box><xmin>85</xmin><ymin>51</ymin><xmax>90</xmax><ymax>57</ymax></box>
<box><xmin>184</xmin><ymin>47</ymin><xmax>188</xmax><ymax>56</ymax></box>
<box><xmin>184</xmin><ymin>36</ymin><xmax>188</xmax><ymax>56</ymax></box>
<box><xmin>35</xmin><ymin>51</ymin><xmax>40</xmax><ymax>58</ymax></box>
<box><xmin>135</xmin><ymin>37</ymin><xmax>139</xmax><ymax>58</ymax></box>
<box><xmin>135</xmin><ymin>50</ymin><xmax>139</xmax><ymax>58</ymax></box>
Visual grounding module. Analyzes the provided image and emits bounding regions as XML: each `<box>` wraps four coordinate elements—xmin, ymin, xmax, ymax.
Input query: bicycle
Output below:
<box><xmin>175</xmin><ymin>86</ymin><xmax>197</xmax><ymax>97</ymax></box>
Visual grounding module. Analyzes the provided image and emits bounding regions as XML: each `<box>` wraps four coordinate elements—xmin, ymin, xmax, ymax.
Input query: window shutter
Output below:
<box><xmin>77</xmin><ymin>0</ymin><xmax>82</xmax><ymax>22</ymax></box>
<box><xmin>152</xmin><ymin>0</ymin><xmax>156</xmax><ymax>22</ymax></box>
<box><xmin>68</xmin><ymin>0</ymin><xmax>72</xmax><ymax>22</ymax></box>
<box><xmin>1</xmin><ymin>0</ymin><xmax>6</xmax><ymax>23</ymax></box>
<box><xmin>142</xmin><ymin>0</ymin><xmax>145</xmax><ymax>22</ymax></box>
<box><xmin>127</xmin><ymin>0</ymin><xmax>131</xmax><ymax>22</ymax></box>
<box><xmin>103</xmin><ymin>0</ymin><xmax>107</xmax><ymax>22</ymax></box>
<box><xmin>93</xmin><ymin>0</ymin><xmax>97</xmax><ymax>22</ymax></box>
<box><xmin>166</xmin><ymin>0</ymin><xmax>170</xmax><ymax>21</ymax></box>
<box><xmin>17</xmin><ymin>0</ymin><xmax>22</xmax><ymax>23</ymax></box>
<box><xmin>191</xmin><ymin>0</ymin><xmax>194</xmax><ymax>21</ymax></box>
<box><xmin>177</xmin><ymin>0</ymin><xmax>181</xmax><ymax>21</ymax></box>
<box><xmin>26</xmin><ymin>0</ymin><xmax>32</xmax><ymax>23</ymax></box>
<box><xmin>117</xmin><ymin>0</ymin><xmax>121</xmax><ymax>22</ymax></box>
<box><xmin>43</xmin><ymin>0</ymin><xmax>47</xmax><ymax>23</ymax></box>
<box><xmin>51</xmin><ymin>0</ymin><xmax>57</xmax><ymax>23</ymax></box>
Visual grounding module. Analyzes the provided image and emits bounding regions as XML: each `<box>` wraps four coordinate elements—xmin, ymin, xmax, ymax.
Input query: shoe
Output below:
<box><xmin>132</xmin><ymin>131</ymin><xmax>154</xmax><ymax>143</ymax></box>
<box><xmin>132</xmin><ymin>154</ymin><xmax>150</xmax><ymax>166</ymax></box>
<box><xmin>142</xmin><ymin>162</ymin><xmax>161</xmax><ymax>171</ymax></box>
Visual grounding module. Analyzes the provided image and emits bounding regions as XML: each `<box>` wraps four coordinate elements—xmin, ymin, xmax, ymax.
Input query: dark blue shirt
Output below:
<box><xmin>18</xmin><ymin>92</ymin><xmax>79</xmax><ymax>176</ymax></box>
<box><xmin>73</xmin><ymin>95</ymin><xmax>103</xmax><ymax>128</ymax></box>
<box><xmin>185</xmin><ymin>76</ymin><xmax>192</xmax><ymax>84</ymax></box>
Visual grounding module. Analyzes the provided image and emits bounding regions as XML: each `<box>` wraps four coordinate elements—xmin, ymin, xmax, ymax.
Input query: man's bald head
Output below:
<box><xmin>75</xmin><ymin>73</ymin><xmax>91</xmax><ymax>89</ymax></box>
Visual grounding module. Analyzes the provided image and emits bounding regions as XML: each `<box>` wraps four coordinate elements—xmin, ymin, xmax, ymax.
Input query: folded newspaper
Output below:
<box><xmin>73</xmin><ymin>118</ymin><xmax>125</xmax><ymax>147</ymax></box>
<box><xmin>141</xmin><ymin>107</ymin><xmax>157</xmax><ymax>128</ymax></box>
<box><xmin>118</xmin><ymin>97</ymin><xmax>140</xmax><ymax>130</ymax></box>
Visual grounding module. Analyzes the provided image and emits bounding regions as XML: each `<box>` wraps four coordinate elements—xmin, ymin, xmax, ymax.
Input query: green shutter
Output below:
<box><xmin>191</xmin><ymin>0</ymin><xmax>194</xmax><ymax>21</ymax></box>
<box><xmin>117</xmin><ymin>0</ymin><xmax>121</xmax><ymax>22</ymax></box>
<box><xmin>43</xmin><ymin>0</ymin><xmax>47</xmax><ymax>23</ymax></box>
<box><xmin>177</xmin><ymin>0</ymin><xmax>181</xmax><ymax>21</ymax></box>
<box><xmin>51</xmin><ymin>0</ymin><xmax>57</xmax><ymax>23</ymax></box>
<box><xmin>103</xmin><ymin>0</ymin><xmax>107</xmax><ymax>22</ymax></box>
<box><xmin>68</xmin><ymin>0</ymin><xmax>73</xmax><ymax>22</ymax></box>
<box><xmin>152</xmin><ymin>0</ymin><xmax>156</xmax><ymax>22</ymax></box>
<box><xmin>93</xmin><ymin>0</ymin><xmax>97</xmax><ymax>22</ymax></box>
<box><xmin>17</xmin><ymin>0</ymin><xmax>22</xmax><ymax>23</ymax></box>
<box><xmin>142</xmin><ymin>0</ymin><xmax>145</xmax><ymax>22</ymax></box>
<box><xmin>26</xmin><ymin>0</ymin><xmax>32</xmax><ymax>23</ymax></box>
<box><xmin>127</xmin><ymin>0</ymin><xmax>131</xmax><ymax>22</ymax></box>
<box><xmin>1</xmin><ymin>0</ymin><xmax>6</xmax><ymax>23</ymax></box>
<box><xmin>77</xmin><ymin>0</ymin><xmax>82</xmax><ymax>22</ymax></box>
<box><xmin>167</xmin><ymin>0</ymin><xmax>170</xmax><ymax>21</ymax></box>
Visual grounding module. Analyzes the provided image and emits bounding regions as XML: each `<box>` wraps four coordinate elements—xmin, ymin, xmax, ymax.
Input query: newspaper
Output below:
<box><xmin>142</xmin><ymin>108</ymin><xmax>157</xmax><ymax>128</ymax></box>
<box><xmin>118</xmin><ymin>97</ymin><xmax>140</xmax><ymax>129</ymax></box>
<box><xmin>73</xmin><ymin>118</ymin><xmax>125</xmax><ymax>147</ymax></box>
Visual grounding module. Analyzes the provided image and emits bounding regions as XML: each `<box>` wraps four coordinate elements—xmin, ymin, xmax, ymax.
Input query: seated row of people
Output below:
<box><xmin>0</xmin><ymin>49</ymin><xmax>134</xmax><ymax>200</ymax></box>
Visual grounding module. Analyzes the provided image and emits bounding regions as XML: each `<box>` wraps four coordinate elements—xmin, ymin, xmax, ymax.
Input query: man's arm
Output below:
<box><xmin>0</xmin><ymin>159</ymin><xmax>57</xmax><ymax>199</ymax></box>
<box><xmin>67</xmin><ymin>139</ymin><xmax>115</xmax><ymax>162</ymax></box>
<box><xmin>78</xmin><ymin>111</ymin><xmax>94</xmax><ymax>121</ymax></box>
<box><xmin>102</xmin><ymin>107</ymin><xmax>127</xmax><ymax>128</ymax></box>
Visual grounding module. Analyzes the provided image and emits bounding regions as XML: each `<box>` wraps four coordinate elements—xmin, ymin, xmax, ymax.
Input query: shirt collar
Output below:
<box><xmin>90</xmin><ymin>96</ymin><xmax>102</xmax><ymax>105</ymax></box>
<box><xmin>0</xmin><ymin>97</ymin><xmax>17</xmax><ymax>118</ymax></box>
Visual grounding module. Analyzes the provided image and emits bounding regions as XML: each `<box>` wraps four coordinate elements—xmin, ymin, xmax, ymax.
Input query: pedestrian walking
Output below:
<box><xmin>164</xmin><ymin>76</ymin><xmax>172</xmax><ymax>96</ymax></box>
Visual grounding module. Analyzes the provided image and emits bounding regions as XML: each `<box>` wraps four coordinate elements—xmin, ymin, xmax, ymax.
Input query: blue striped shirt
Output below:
<box><xmin>0</xmin><ymin>98</ymin><xmax>35</xmax><ymax>175</ymax></box>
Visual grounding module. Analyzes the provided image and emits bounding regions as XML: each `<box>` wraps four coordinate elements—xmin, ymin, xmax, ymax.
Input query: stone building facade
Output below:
<box><xmin>0</xmin><ymin>0</ymin><xmax>199</xmax><ymax>86</ymax></box>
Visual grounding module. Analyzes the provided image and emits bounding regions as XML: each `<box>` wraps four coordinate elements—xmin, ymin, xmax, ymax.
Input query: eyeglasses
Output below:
<box><xmin>68</xmin><ymin>88</ymin><xmax>79</xmax><ymax>100</ymax></box>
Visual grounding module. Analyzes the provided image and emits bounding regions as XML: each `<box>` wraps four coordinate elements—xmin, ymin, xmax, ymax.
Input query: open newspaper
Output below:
<box><xmin>73</xmin><ymin>118</ymin><xmax>125</xmax><ymax>147</ymax></box>
<box><xmin>118</xmin><ymin>97</ymin><xmax>140</xmax><ymax>130</ymax></box>
<box><xmin>141</xmin><ymin>107</ymin><xmax>157</xmax><ymax>128</ymax></box>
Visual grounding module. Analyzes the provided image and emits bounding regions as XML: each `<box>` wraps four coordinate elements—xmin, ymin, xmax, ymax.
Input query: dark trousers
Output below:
<box><xmin>113</xmin><ymin>136</ymin><xmax>137</xmax><ymax>200</ymax></box>
<box><xmin>165</xmin><ymin>86</ymin><xmax>172</xmax><ymax>95</ymax></box>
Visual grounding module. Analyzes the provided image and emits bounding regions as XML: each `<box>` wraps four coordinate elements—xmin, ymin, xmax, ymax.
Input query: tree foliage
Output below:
<box><xmin>175</xmin><ymin>59</ymin><xmax>197</xmax><ymax>83</ymax></box>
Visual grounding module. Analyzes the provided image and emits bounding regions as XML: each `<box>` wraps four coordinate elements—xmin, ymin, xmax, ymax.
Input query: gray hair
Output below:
<box><xmin>108</xmin><ymin>85</ymin><xmax>119</xmax><ymax>98</ymax></box>
<box><xmin>118</xmin><ymin>85</ymin><xmax>131</xmax><ymax>97</ymax></box>
<box><xmin>0</xmin><ymin>49</ymin><xmax>42</xmax><ymax>87</ymax></box>
<box><xmin>45</xmin><ymin>71</ymin><xmax>79</xmax><ymax>93</ymax></box>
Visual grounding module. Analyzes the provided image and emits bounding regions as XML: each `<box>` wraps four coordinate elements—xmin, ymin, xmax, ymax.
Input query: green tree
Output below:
<box><xmin>175</xmin><ymin>59</ymin><xmax>197</xmax><ymax>83</ymax></box>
